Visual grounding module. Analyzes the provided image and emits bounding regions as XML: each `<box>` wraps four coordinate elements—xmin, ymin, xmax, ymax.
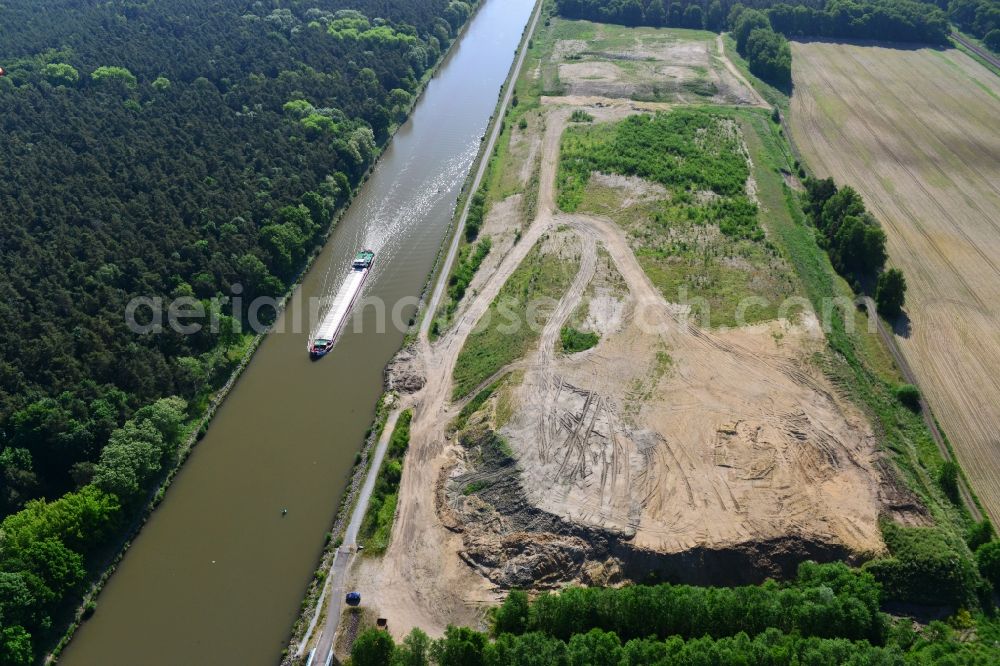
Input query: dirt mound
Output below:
<box><xmin>385</xmin><ymin>345</ymin><xmax>426</xmax><ymax>394</ymax></box>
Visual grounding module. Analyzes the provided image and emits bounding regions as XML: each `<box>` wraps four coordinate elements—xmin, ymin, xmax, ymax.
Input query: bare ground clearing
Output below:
<box><xmin>789</xmin><ymin>41</ymin><xmax>1000</xmax><ymax>521</ymax></box>
<box><xmin>548</xmin><ymin>20</ymin><xmax>758</xmax><ymax>105</ymax></box>
<box><xmin>340</xmin><ymin>101</ymin><xmax>909</xmax><ymax>652</ymax></box>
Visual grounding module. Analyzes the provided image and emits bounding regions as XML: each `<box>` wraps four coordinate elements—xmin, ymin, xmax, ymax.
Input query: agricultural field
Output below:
<box><xmin>537</xmin><ymin>18</ymin><xmax>758</xmax><ymax>104</ymax></box>
<box><xmin>789</xmin><ymin>41</ymin><xmax>1000</xmax><ymax>521</ymax></box>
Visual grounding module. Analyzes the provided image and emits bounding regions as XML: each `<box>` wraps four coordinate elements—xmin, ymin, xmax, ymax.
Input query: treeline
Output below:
<box><xmin>0</xmin><ymin>0</ymin><xmax>474</xmax><ymax>514</ymax></box>
<box><xmin>803</xmin><ymin>177</ymin><xmax>909</xmax><ymax>317</ymax></box>
<box><xmin>556</xmin><ymin>0</ymin><xmax>731</xmax><ymax>30</ymax></box>
<box><xmin>557</xmin><ymin>0</ymin><xmax>949</xmax><ymax>42</ymax></box>
<box><xmin>731</xmin><ymin>6</ymin><xmax>793</xmax><ymax>85</ymax></box>
<box><xmin>346</xmin><ymin>562</ymin><xmax>1000</xmax><ymax>665</ymax></box>
<box><xmin>767</xmin><ymin>0</ymin><xmax>951</xmax><ymax>43</ymax></box>
<box><xmin>498</xmin><ymin>561</ymin><xmax>886</xmax><ymax>643</ymax></box>
<box><xmin>948</xmin><ymin>0</ymin><xmax>1000</xmax><ymax>52</ymax></box>
<box><xmin>0</xmin><ymin>398</ymin><xmax>185</xmax><ymax>665</ymax></box>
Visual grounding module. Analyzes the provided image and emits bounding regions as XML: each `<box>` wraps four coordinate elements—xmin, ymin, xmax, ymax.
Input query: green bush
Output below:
<box><xmin>968</xmin><ymin>519</ymin><xmax>995</xmax><ymax>551</ymax></box>
<box><xmin>465</xmin><ymin>189</ymin><xmax>488</xmax><ymax>242</ymax></box>
<box><xmin>865</xmin><ymin>522</ymin><xmax>981</xmax><ymax>607</ymax></box>
<box><xmin>43</xmin><ymin>63</ymin><xmax>79</xmax><ymax>86</ymax></box>
<box><xmin>976</xmin><ymin>541</ymin><xmax>1000</xmax><ymax>590</ymax></box>
<box><xmin>938</xmin><ymin>461</ymin><xmax>960</xmax><ymax>502</ymax></box>
<box><xmin>559</xmin><ymin>327</ymin><xmax>599</xmax><ymax>353</ymax></box>
<box><xmin>894</xmin><ymin>384</ymin><xmax>921</xmax><ymax>411</ymax></box>
<box><xmin>876</xmin><ymin>268</ymin><xmax>907</xmax><ymax>318</ymax></box>
<box><xmin>358</xmin><ymin>409</ymin><xmax>412</xmax><ymax>552</ymax></box>
<box><xmin>351</xmin><ymin>628</ymin><xmax>395</xmax><ymax>666</ymax></box>
<box><xmin>90</xmin><ymin>65</ymin><xmax>137</xmax><ymax>88</ymax></box>
<box><xmin>448</xmin><ymin>238</ymin><xmax>492</xmax><ymax>309</ymax></box>
<box><xmin>494</xmin><ymin>590</ymin><xmax>530</xmax><ymax>635</ymax></box>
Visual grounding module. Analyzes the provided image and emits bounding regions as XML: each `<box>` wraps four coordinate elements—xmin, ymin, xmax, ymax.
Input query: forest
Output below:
<box><xmin>0</xmin><ymin>1</ymin><xmax>479</xmax><ymax>663</ymax></box>
<box><xmin>948</xmin><ymin>0</ymin><xmax>1000</xmax><ymax>51</ymax></box>
<box><xmin>555</xmin><ymin>0</ymin><xmax>952</xmax><ymax>43</ymax></box>
<box><xmin>346</xmin><ymin>563</ymin><xmax>1000</xmax><ymax>664</ymax></box>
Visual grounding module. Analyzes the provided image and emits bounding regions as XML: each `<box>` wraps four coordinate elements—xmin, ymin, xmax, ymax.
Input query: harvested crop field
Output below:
<box><xmin>790</xmin><ymin>41</ymin><xmax>1000</xmax><ymax>521</ymax></box>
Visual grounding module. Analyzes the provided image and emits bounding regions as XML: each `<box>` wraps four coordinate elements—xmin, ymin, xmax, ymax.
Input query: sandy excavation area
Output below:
<box><xmin>548</xmin><ymin>21</ymin><xmax>759</xmax><ymax>105</ymax></box>
<box><xmin>343</xmin><ymin>99</ymin><xmax>909</xmax><ymax>645</ymax></box>
<box><xmin>789</xmin><ymin>41</ymin><xmax>1000</xmax><ymax>522</ymax></box>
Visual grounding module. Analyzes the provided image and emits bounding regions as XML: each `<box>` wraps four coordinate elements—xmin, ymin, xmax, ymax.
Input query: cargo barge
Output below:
<box><xmin>308</xmin><ymin>250</ymin><xmax>374</xmax><ymax>359</ymax></box>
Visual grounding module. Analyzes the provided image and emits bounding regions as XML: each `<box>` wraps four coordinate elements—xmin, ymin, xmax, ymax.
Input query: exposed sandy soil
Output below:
<box><xmin>551</xmin><ymin>29</ymin><xmax>759</xmax><ymax>105</ymax></box>
<box><xmin>343</xmin><ymin>100</ymin><xmax>906</xmax><ymax>647</ymax></box>
<box><xmin>789</xmin><ymin>41</ymin><xmax>1000</xmax><ymax>522</ymax></box>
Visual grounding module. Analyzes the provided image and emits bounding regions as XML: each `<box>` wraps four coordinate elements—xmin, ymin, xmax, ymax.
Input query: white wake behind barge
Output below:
<box><xmin>308</xmin><ymin>250</ymin><xmax>374</xmax><ymax>359</ymax></box>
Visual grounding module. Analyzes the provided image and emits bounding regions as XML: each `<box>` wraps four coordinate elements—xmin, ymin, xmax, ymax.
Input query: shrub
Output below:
<box><xmin>968</xmin><ymin>519</ymin><xmax>995</xmax><ymax>551</ymax></box>
<box><xmin>865</xmin><ymin>523</ymin><xmax>980</xmax><ymax>607</ymax></box>
<box><xmin>90</xmin><ymin>65</ymin><xmax>137</xmax><ymax>88</ymax></box>
<box><xmin>43</xmin><ymin>63</ymin><xmax>79</xmax><ymax>86</ymax></box>
<box><xmin>560</xmin><ymin>327</ymin><xmax>599</xmax><ymax>353</ymax></box>
<box><xmin>938</xmin><ymin>461</ymin><xmax>960</xmax><ymax>501</ymax></box>
<box><xmin>352</xmin><ymin>628</ymin><xmax>395</xmax><ymax>666</ymax></box>
<box><xmin>448</xmin><ymin>238</ymin><xmax>492</xmax><ymax>308</ymax></box>
<box><xmin>894</xmin><ymin>384</ymin><xmax>921</xmax><ymax>411</ymax></box>
<box><xmin>494</xmin><ymin>590</ymin><xmax>530</xmax><ymax>635</ymax></box>
<box><xmin>465</xmin><ymin>189</ymin><xmax>488</xmax><ymax>242</ymax></box>
<box><xmin>876</xmin><ymin>268</ymin><xmax>907</xmax><ymax>318</ymax></box>
<box><xmin>976</xmin><ymin>541</ymin><xmax>1000</xmax><ymax>589</ymax></box>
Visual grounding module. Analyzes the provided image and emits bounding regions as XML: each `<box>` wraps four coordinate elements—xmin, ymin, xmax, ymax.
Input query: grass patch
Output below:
<box><xmin>569</xmin><ymin>109</ymin><xmax>593</xmax><ymax>122</ymax></box>
<box><xmin>451</xmin><ymin>376</ymin><xmax>508</xmax><ymax>433</ymax></box>
<box><xmin>358</xmin><ymin>409</ymin><xmax>413</xmax><ymax>554</ymax></box>
<box><xmin>437</xmin><ymin>237</ymin><xmax>492</xmax><ymax>329</ymax></box>
<box><xmin>462</xmin><ymin>480</ymin><xmax>490</xmax><ymax>495</ymax></box>
<box><xmin>559</xmin><ymin>326</ymin><xmax>598</xmax><ymax>353</ymax></box>
<box><xmin>452</xmin><ymin>241</ymin><xmax>578</xmax><ymax>399</ymax></box>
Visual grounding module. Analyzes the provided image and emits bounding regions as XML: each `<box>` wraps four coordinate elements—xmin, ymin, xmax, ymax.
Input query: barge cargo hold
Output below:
<box><xmin>309</xmin><ymin>250</ymin><xmax>374</xmax><ymax>359</ymax></box>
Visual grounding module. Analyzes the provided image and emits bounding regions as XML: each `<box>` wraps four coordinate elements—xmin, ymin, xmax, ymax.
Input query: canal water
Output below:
<box><xmin>60</xmin><ymin>0</ymin><xmax>537</xmax><ymax>663</ymax></box>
